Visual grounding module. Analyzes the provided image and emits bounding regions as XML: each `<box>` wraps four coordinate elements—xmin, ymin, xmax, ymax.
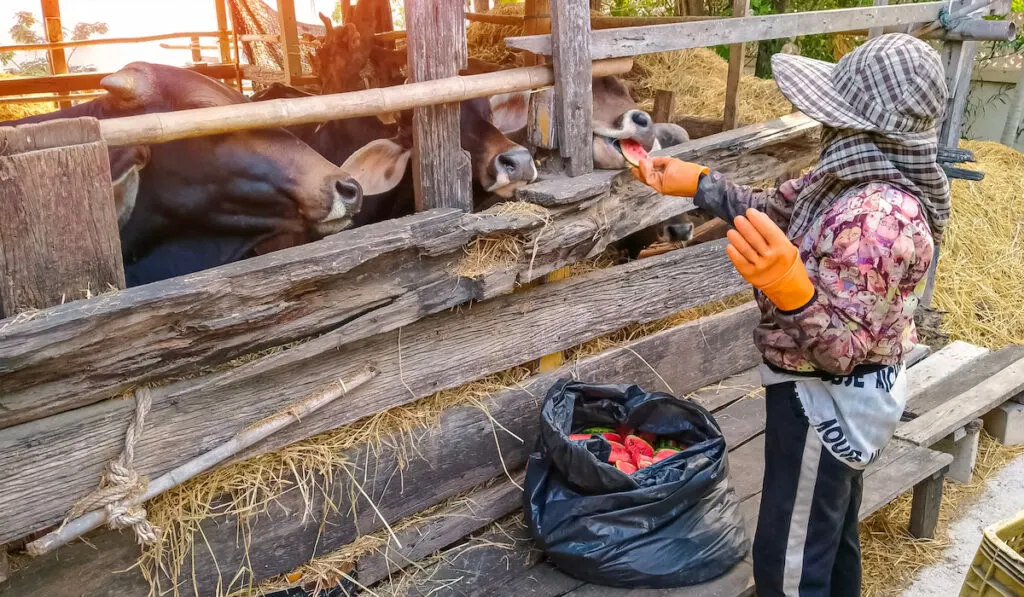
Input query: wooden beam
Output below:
<box><xmin>523</xmin><ymin>0</ymin><xmax>551</xmax><ymax>67</ymax></box>
<box><xmin>551</xmin><ymin>0</ymin><xmax>594</xmax><ymax>175</ymax></box>
<box><xmin>0</xmin><ymin>118</ymin><xmax>124</xmax><ymax>317</ymax></box>
<box><xmin>0</xmin><ymin>242</ymin><xmax>749</xmax><ymax>546</ymax></box>
<box><xmin>652</xmin><ymin>89</ymin><xmax>676</xmax><ymax>123</ymax></box>
<box><xmin>474</xmin><ymin>0</ymin><xmax>492</xmax><ymax>12</ymax></box>
<box><xmin>868</xmin><ymin>0</ymin><xmax>888</xmax><ymax>38</ymax></box>
<box><xmin>39</xmin><ymin>0</ymin><xmax>70</xmax><ymax>109</ymax></box>
<box><xmin>94</xmin><ymin>59</ymin><xmax>631</xmax><ymax>147</ymax></box>
<box><xmin>0</xmin><ymin>303</ymin><xmax>761</xmax><ymax>596</ymax></box>
<box><xmin>0</xmin><ymin>30</ymin><xmax>227</xmax><ymax>53</ymax></box>
<box><xmin>275</xmin><ymin>0</ymin><xmax>303</xmax><ymax>83</ymax></box>
<box><xmin>722</xmin><ymin>0</ymin><xmax>750</xmax><ymax>130</ymax></box>
<box><xmin>405</xmin><ymin>0</ymin><xmax>473</xmax><ymax>212</ymax></box>
<box><xmin>506</xmin><ymin>2</ymin><xmax>957</xmax><ymax>58</ymax></box>
<box><xmin>908</xmin><ymin>470</ymin><xmax>946</xmax><ymax>538</ymax></box>
<box><xmin>0</xmin><ymin>63</ymin><xmax>240</xmax><ymax>98</ymax></box>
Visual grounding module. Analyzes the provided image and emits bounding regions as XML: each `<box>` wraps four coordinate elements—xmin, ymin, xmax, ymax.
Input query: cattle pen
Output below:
<box><xmin>1</xmin><ymin>1</ymin><xmax>1022</xmax><ymax>596</ymax></box>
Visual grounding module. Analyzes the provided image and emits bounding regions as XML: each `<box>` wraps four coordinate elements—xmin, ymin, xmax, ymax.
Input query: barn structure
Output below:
<box><xmin>1</xmin><ymin>1</ymin><xmax>1022</xmax><ymax>596</ymax></box>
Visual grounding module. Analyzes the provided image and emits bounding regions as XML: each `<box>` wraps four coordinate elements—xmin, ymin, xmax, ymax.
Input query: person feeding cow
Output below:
<box><xmin>631</xmin><ymin>33</ymin><xmax>951</xmax><ymax>597</ymax></box>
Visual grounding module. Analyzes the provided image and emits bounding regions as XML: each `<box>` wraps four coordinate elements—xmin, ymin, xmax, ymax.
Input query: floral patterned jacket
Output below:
<box><xmin>719</xmin><ymin>176</ymin><xmax>934</xmax><ymax>376</ymax></box>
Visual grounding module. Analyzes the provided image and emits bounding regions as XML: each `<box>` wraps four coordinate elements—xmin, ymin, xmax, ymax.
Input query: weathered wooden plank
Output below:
<box><xmin>858</xmin><ymin>440</ymin><xmax>951</xmax><ymax>517</ymax></box>
<box><xmin>0</xmin><ymin>243</ymin><xmax>749</xmax><ymax>546</ymax></box>
<box><xmin>905</xmin><ymin>340</ymin><xmax>991</xmax><ymax>414</ymax></box>
<box><xmin>516</xmin><ymin>112</ymin><xmax>819</xmax><ymax>207</ymax></box>
<box><xmin>528</xmin><ymin>87</ymin><xmax>559</xmax><ymax>150</ymax></box>
<box><xmin>722</xmin><ymin>0</ymin><xmax>749</xmax><ymax>130</ymax></box>
<box><xmin>551</xmin><ymin>0</ymin><xmax>594</xmax><ymax>175</ymax></box>
<box><xmin>897</xmin><ymin>354</ymin><xmax>1024</xmax><ymax>447</ymax></box>
<box><xmin>0</xmin><ymin>172</ymin><xmax>705</xmax><ymax>428</ymax></box>
<box><xmin>688</xmin><ymin>367</ymin><xmax>761</xmax><ymax>412</ymax></box>
<box><xmin>716</xmin><ymin>395</ymin><xmax>765</xmax><ymax>449</ymax></box>
<box><xmin>908</xmin><ymin>469</ymin><xmax>945</xmax><ymax>539</ymax></box>
<box><xmin>1</xmin><ymin>303</ymin><xmax>761</xmax><ymax>596</ymax></box>
<box><xmin>505</xmin><ymin>2</ymin><xmax>949</xmax><ymax>58</ymax></box>
<box><xmin>558</xmin><ymin>561</ymin><xmax>755</xmax><ymax>597</ymax></box>
<box><xmin>652</xmin><ymin>90</ymin><xmax>676</xmax><ymax>124</ymax></box>
<box><xmin>905</xmin><ymin>343</ymin><xmax>931</xmax><ymax>368</ymax></box>
<box><xmin>406</xmin><ymin>0</ymin><xmax>473</xmax><ymax>211</ymax></box>
<box><xmin>0</xmin><ymin>118</ymin><xmax>124</xmax><ymax>316</ymax></box>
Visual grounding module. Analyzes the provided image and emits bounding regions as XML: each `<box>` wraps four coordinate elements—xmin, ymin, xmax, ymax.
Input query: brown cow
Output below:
<box><xmin>5</xmin><ymin>62</ymin><xmax>363</xmax><ymax>285</ymax></box>
<box><xmin>252</xmin><ymin>83</ymin><xmax>537</xmax><ymax>223</ymax></box>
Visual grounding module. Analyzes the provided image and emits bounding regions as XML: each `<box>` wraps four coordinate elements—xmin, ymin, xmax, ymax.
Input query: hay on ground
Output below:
<box><xmin>0</xmin><ymin>74</ymin><xmax>59</xmax><ymax>121</ymax></box>
<box><xmin>466</xmin><ymin>2</ymin><xmax>526</xmax><ymax>67</ymax></box>
<box><xmin>932</xmin><ymin>140</ymin><xmax>1024</xmax><ymax>349</ymax></box>
<box><xmin>860</xmin><ymin>432</ymin><xmax>1024</xmax><ymax>597</ymax></box>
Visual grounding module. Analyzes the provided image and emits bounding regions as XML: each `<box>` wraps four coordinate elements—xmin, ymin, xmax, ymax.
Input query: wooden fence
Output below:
<box><xmin>0</xmin><ymin>0</ymin><xmax>1010</xmax><ymax>594</ymax></box>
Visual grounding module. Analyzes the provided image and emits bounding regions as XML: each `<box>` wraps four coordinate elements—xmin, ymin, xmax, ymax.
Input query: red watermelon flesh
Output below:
<box><xmin>568</xmin><ymin>433</ymin><xmax>593</xmax><ymax>441</ymax></box>
<box><xmin>636</xmin><ymin>456</ymin><xmax>654</xmax><ymax>469</ymax></box>
<box><xmin>624</xmin><ymin>435</ymin><xmax>655</xmax><ymax>461</ymax></box>
<box><xmin>608</xmin><ymin>444</ymin><xmax>631</xmax><ymax>464</ymax></box>
<box><xmin>653</xmin><ymin>448</ymin><xmax>680</xmax><ymax>463</ymax></box>
<box><xmin>618</xmin><ymin>138</ymin><xmax>648</xmax><ymax>167</ymax></box>
<box><xmin>615</xmin><ymin>460</ymin><xmax>638</xmax><ymax>475</ymax></box>
<box><xmin>600</xmin><ymin>432</ymin><xmax>623</xmax><ymax>443</ymax></box>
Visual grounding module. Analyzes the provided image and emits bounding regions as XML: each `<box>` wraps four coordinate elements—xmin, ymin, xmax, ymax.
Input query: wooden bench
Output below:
<box><xmin>898</xmin><ymin>343</ymin><xmax>1024</xmax><ymax>483</ymax></box>
<box><xmin>360</xmin><ymin>355</ymin><xmax>957</xmax><ymax>597</ymax></box>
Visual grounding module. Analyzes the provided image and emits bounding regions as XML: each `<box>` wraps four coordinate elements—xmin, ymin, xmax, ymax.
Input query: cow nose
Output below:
<box><xmin>631</xmin><ymin>111</ymin><xmax>651</xmax><ymax>128</ymax></box>
<box><xmin>333</xmin><ymin>177</ymin><xmax>363</xmax><ymax>215</ymax></box>
<box><xmin>666</xmin><ymin>222</ymin><xmax>694</xmax><ymax>242</ymax></box>
<box><xmin>496</xmin><ymin>147</ymin><xmax>537</xmax><ymax>183</ymax></box>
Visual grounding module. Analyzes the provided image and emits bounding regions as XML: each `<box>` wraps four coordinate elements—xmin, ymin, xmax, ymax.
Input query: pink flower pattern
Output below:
<box><xmin>733</xmin><ymin>180</ymin><xmax>933</xmax><ymax>375</ymax></box>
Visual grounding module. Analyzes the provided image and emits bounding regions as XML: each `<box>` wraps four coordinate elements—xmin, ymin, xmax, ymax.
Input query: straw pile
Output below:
<box><xmin>0</xmin><ymin>75</ymin><xmax>57</xmax><ymax>121</ymax></box>
<box><xmin>931</xmin><ymin>140</ymin><xmax>1024</xmax><ymax>349</ymax></box>
<box><xmin>466</xmin><ymin>2</ymin><xmax>527</xmax><ymax>67</ymax></box>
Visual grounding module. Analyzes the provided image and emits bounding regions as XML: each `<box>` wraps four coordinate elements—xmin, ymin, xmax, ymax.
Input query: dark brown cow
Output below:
<box><xmin>5</xmin><ymin>62</ymin><xmax>363</xmax><ymax>285</ymax></box>
<box><xmin>252</xmin><ymin>83</ymin><xmax>537</xmax><ymax>224</ymax></box>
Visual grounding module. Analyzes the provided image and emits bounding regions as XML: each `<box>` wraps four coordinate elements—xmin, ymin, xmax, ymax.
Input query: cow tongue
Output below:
<box><xmin>618</xmin><ymin>138</ymin><xmax>648</xmax><ymax>167</ymax></box>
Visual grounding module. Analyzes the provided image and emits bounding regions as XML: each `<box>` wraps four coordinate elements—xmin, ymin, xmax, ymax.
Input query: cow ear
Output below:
<box><xmin>339</xmin><ymin>139</ymin><xmax>411</xmax><ymax>196</ymax></box>
<box><xmin>489</xmin><ymin>91</ymin><xmax>530</xmax><ymax>136</ymax></box>
<box><xmin>110</xmin><ymin>146</ymin><xmax>150</xmax><ymax>228</ymax></box>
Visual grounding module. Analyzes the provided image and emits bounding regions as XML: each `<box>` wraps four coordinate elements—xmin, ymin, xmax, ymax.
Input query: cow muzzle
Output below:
<box><xmin>317</xmin><ymin>175</ymin><xmax>363</xmax><ymax>236</ymax></box>
<box><xmin>487</xmin><ymin>146</ymin><xmax>538</xmax><ymax>198</ymax></box>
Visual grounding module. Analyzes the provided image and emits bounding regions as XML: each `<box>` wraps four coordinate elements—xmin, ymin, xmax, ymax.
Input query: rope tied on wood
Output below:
<box><xmin>61</xmin><ymin>388</ymin><xmax>160</xmax><ymax>548</ymax></box>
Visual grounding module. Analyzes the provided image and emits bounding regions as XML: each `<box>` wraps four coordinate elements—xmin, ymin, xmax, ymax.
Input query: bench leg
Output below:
<box><xmin>908</xmin><ymin>470</ymin><xmax>945</xmax><ymax>539</ymax></box>
<box><xmin>934</xmin><ymin>419</ymin><xmax>982</xmax><ymax>484</ymax></box>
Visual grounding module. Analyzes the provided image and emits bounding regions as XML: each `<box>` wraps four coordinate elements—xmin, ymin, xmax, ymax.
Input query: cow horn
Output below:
<box><xmin>101</xmin><ymin>71</ymin><xmax>137</xmax><ymax>101</ymax></box>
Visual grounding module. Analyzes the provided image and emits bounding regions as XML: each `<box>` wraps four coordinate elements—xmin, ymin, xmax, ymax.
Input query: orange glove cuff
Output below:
<box><xmin>757</xmin><ymin>256</ymin><xmax>816</xmax><ymax>312</ymax></box>
<box><xmin>662</xmin><ymin>161</ymin><xmax>710</xmax><ymax>197</ymax></box>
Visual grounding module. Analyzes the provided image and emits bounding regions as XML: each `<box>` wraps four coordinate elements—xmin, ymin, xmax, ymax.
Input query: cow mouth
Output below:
<box><xmin>315</xmin><ymin>215</ymin><xmax>354</xmax><ymax>236</ymax></box>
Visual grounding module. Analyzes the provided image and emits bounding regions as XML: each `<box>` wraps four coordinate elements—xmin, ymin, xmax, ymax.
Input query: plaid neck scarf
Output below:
<box><xmin>787</xmin><ymin>127</ymin><xmax>951</xmax><ymax>242</ymax></box>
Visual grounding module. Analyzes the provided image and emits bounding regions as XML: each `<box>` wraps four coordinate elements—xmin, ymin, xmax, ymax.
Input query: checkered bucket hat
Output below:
<box><xmin>768</xmin><ymin>33</ymin><xmax>952</xmax><ymax>242</ymax></box>
<box><xmin>771</xmin><ymin>33</ymin><xmax>947</xmax><ymax>135</ymax></box>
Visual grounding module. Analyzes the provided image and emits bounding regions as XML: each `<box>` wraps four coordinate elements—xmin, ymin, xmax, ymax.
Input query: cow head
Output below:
<box><xmin>591</xmin><ymin>76</ymin><xmax>690</xmax><ymax>170</ymax></box>
<box><xmin>337</xmin><ymin>95</ymin><xmax>536</xmax><ymax>207</ymax></box>
<box><xmin>98</xmin><ymin>62</ymin><xmax>362</xmax><ymax>259</ymax></box>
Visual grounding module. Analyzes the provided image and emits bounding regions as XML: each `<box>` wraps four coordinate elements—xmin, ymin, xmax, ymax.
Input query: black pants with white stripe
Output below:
<box><xmin>752</xmin><ymin>382</ymin><xmax>863</xmax><ymax>597</ymax></box>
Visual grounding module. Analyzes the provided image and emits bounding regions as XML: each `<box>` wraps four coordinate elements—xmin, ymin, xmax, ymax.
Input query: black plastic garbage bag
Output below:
<box><xmin>523</xmin><ymin>379</ymin><xmax>748</xmax><ymax>588</ymax></box>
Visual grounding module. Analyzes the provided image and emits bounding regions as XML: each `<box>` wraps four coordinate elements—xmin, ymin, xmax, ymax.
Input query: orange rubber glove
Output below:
<box><xmin>632</xmin><ymin>157</ymin><xmax>709</xmax><ymax>197</ymax></box>
<box><xmin>726</xmin><ymin>208</ymin><xmax>815</xmax><ymax>312</ymax></box>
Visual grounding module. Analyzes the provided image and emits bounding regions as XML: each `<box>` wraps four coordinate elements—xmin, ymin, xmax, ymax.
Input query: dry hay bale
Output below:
<box><xmin>466</xmin><ymin>2</ymin><xmax>526</xmax><ymax>67</ymax></box>
<box><xmin>626</xmin><ymin>48</ymin><xmax>793</xmax><ymax>124</ymax></box>
<box><xmin>0</xmin><ymin>74</ymin><xmax>59</xmax><ymax>121</ymax></box>
<box><xmin>932</xmin><ymin>140</ymin><xmax>1024</xmax><ymax>349</ymax></box>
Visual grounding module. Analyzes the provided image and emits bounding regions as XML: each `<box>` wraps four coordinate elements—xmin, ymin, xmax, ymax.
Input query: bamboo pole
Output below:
<box><xmin>0</xmin><ymin>30</ymin><xmax>227</xmax><ymax>53</ymax></box>
<box><xmin>276</xmin><ymin>0</ymin><xmax>303</xmax><ymax>83</ymax></box>
<box><xmin>0</xmin><ymin>92</ymin><xmax>103</xmax><ymax>105</ymax></box>
<box><xmin>25</xmin><ymin>367</ymin><xmax>379</xmax><ymax>557</ymax></box>
<box><xmin>464</xmin><ymin>13</ymin><xmax>524</xmax><ymax>25</ymax></box>
<box><xmin>98</xmin><ymin>58</ymin><xmax>633</xmax><ymax>147</ymax></box>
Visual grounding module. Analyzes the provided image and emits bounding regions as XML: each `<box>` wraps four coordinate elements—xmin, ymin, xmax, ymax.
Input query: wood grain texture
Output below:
<box><xmin>504</xmin><ymin>2</ymin><xmax>948</xmax><ymax>58</ymax></box>
<box><xmin>0</xmin><ymin>172</ymin><xmax>702</xmax><ymax>428</ymax></box>
<box><xmin>652</xmin><ymin>90</ymin><xmax>676</xmax><ymax>124</ymax></box>
<box><xmin>896</xmin><ymin>353</ymin><xmax>1024</xmax><ymax>447</ymax></box>
<box><xmin>722</xmin><ymin>0</ymin><xmax>749</xmax><ymax>130</ymax></box>
<box><xmin>1</xmin><ymin>304</ymin><xmax>761</xmax><ymax>597</ymax></box>
<box><xmin>528</xmin><ymin>87</ymin><xmax>559</xmax><ymax>150</ymax></box>
<box><xmin>908</xmin><ymin>470</ymin><xmax>945</xmax><ymax>539</ymax></box>
<box><xmin>905</xmin><ymin>340</ymin><xmax>993</xmax><ymax>415</ymax></box>
<box><xmin>0</xmin><ymin>243</ymin><xmax>749</xmax><ymax>546</ymax></box>
<box><xmin>0</xmin><ymin>118</ymin><xmax>124</xmax><ymax>317</ymax></box>
<box><xmin>406</xmin><ymin>0</ymin><xmax>473</xmax><ymax>211</ymax></box>
<box><xmin>551</xmin><ymin>0</ymin><xmax>594</xmax><ymax>175</ymax></box>
<box><xmin>276</xmin><ymin>0</ymin><xmax>303</xmax><ymax>83</ymax></box>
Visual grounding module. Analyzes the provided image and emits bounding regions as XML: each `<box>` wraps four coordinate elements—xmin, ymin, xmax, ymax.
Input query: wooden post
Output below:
<box><xmin>908</xmin><ymin>469</ymin><xmax>945</xmax><ymax>538</ymax></box>
<box><xmin>551</xmin><ymin>0</ymin><xmax>594</xmax><ymax>176</ymax></box>
<box><xmin>722</xmin><ymin>0</ymin><xmax>749</xmax><ymax>130</ymax></box>
<box><xmin>528</xmin><ymin>87</ymin><xmax>559</xmax><ymax>149</ymax></box>
<box><xmin>652</xmin><ymin>89</ymin><xmax>676</xmax><ymax>123</ymax></box>
<box><xmin>923</xmin><ymin>17</ymin><xmax>977</xmax><ymax>308</ymax></box>
<box><xmin>868</xmin><ymin>0</ymin><xmax>888</xmax><ymax>38</ymax></box>
<box><xmin>523</xmin><ymin>0</ymin><xmax>551</xmax><ymax>67</ymax></box>
<box><xmin>276</xmin><ymin>0</ymin><xmax>303</xmax><ymax>84</ymax></box>
<box><xmin>40</xmin><ymin>0</ymin><xmax>70</xmax><ymax>110</ymax></box>
<box><xmin>189</xmin><ymin>35</ymin><xmax>203</xmax><ymax>63</ymax></box>
<box><xmin>0</xmin><ymin>118</ymin><xmax>125</xmax><ymax>316</ymax></box>
<box><xmin>1000</xmin><ymin>62</ymin><xmax>1024</xmax><ymax>146</ymax></box>
<box><xmin>405</xmin><ymin>0</ymin><xmax>473</xmax><ymax>212</ymax></box>
<box><xmin>474</xmin><ymin>0</ymin><xmax>491</xmax><ymax>12</ymax></box>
